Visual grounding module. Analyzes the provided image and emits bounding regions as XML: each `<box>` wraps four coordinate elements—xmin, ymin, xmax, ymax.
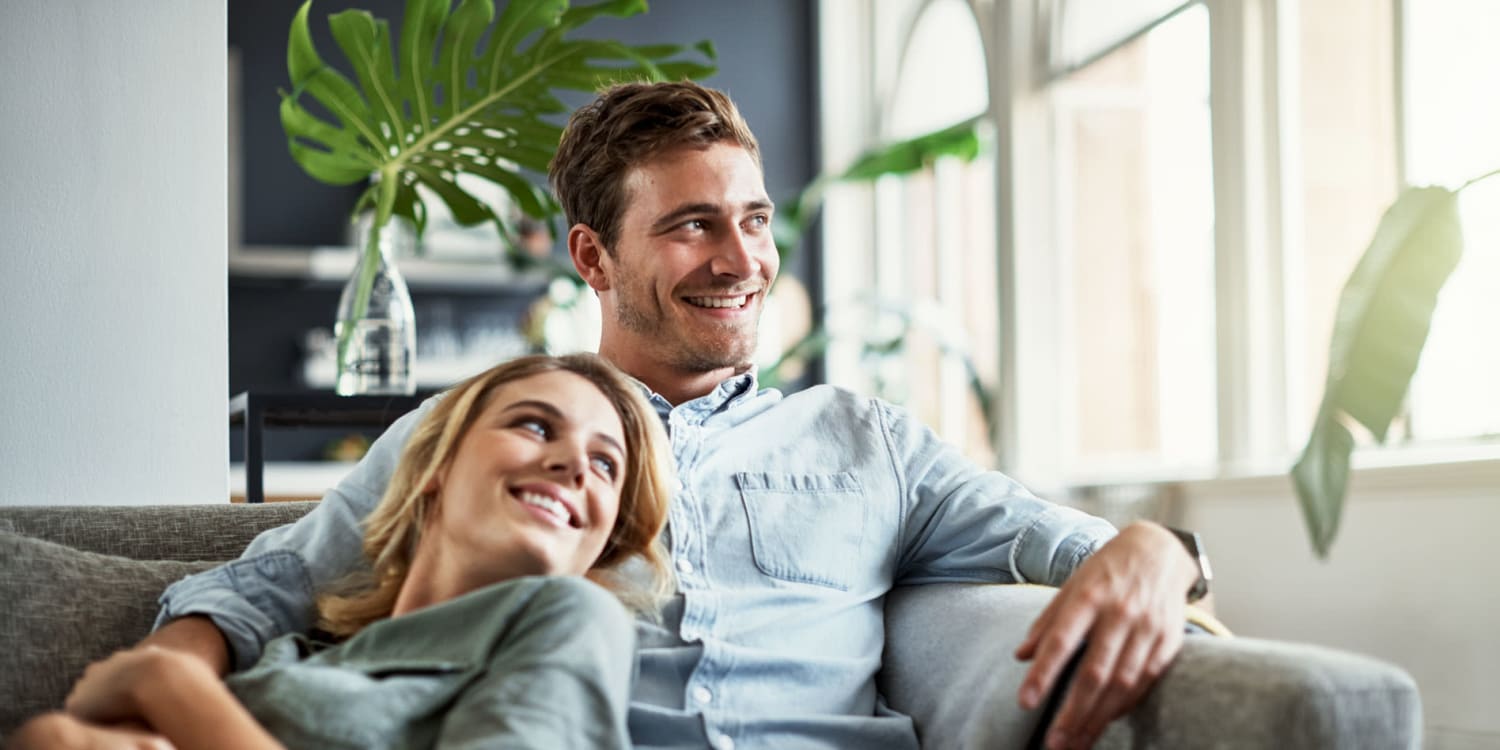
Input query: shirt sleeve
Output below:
<box><xmin>154</xmin><ymin>396</ymin><xmax>439</xmax><ymax>671</ymax></box>
<box><xmin>879</xmin><ymin>399</ymin><xmax>1117</xmax><ymax>587</ymax></box>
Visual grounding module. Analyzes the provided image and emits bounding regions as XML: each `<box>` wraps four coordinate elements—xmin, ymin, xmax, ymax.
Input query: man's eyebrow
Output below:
<box><xmin>501</xmin><ymin>399</ymin><xmax>625</xmax><ymax>455</ymax></box>
<box><xmin>650</xmin><ymin>199</ymin><xmax>775</xmax><ymax>234</ymax></box>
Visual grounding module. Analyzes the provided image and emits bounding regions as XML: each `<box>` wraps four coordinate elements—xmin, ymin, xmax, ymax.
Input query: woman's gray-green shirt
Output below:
<box><xmin>225</xmin><ymin>576</ymin><xmax>635</xmax><ymax>750</ymax></box>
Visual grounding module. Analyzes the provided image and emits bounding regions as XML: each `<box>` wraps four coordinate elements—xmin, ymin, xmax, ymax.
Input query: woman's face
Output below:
<box><xmin>430</xmin><ymin>370</ymin><xmax>629</xmax><ymax>578</ymax></box>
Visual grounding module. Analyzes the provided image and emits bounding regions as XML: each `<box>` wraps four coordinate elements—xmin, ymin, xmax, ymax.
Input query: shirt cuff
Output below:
<box><xmin>1009</xmin><ymin>507</ymin><xmax>1117</xmax><ymax>586</ymax></box>
<box><xmin>154</xmin><ymin>550</ymin><xmax>316</xmax><ymax>672</ymax></box>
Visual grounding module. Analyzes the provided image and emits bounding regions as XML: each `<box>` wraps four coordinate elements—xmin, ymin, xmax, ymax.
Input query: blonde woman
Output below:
<box><xmin>10</xmin><ymin>354</ymin><xmax>673</xmax><ymax>750</ymax></box>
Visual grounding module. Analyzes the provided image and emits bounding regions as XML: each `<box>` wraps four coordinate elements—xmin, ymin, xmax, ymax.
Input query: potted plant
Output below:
<box><xmin>1292</xmin><ymin>168</ymin><xmax>1499</xmax><ymax>556</ymax></box>
<box><xmin>278</xmin><ymin>0</ymin><xmax>713</xmax><ymax>394</ymax></box>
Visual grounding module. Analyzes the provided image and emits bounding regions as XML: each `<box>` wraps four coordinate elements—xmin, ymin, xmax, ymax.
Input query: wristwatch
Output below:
<box><xmin>1166</xmin><ymin>527</ymin><xmax>1212</xmax><ymax>603</ymax></box>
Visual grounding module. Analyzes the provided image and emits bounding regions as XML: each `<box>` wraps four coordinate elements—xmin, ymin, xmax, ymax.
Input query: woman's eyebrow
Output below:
<box><xmin>503</xmin><ymin>399</ymin><xmax>625</xmax><ymax>455</ymax></box>
<box><xmin>500</xmin><ymin>399</ymin><xmax>565</xmax><ymax>419</ymax></box>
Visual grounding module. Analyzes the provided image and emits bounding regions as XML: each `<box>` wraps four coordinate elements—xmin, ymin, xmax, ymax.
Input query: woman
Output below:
<box><xmin>8</xmin><ymin>353</ymin><xmax>673</xmax><ymax>750</ymax></box>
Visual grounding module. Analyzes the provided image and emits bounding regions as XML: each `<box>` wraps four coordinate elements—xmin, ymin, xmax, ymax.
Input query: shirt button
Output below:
<box><xmin>676</xmin><ymin>558</ymin><xmax>694</xmax><ymax>574</ymax></box>
<box><xmin>675</xmin><ymin>478</ymin><xmax>686</xmax><ymax>493</ymax></box>
<box><xmin>693</xmin><ymin>686</ymin><xmax>713</xmax><ymax>704</ymax></box>
<box><xmin>715</xmin><ymin>734</ymin><xmax>734</xmax><ymax>750</ymax></box>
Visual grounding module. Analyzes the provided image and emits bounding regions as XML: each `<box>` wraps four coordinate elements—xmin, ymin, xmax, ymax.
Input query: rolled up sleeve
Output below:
<box><xmin>153</xmin><ymin>396</ymin><xmax>439</xmax><ymax>671</ymax></box>
<box><xmin>883</xmin><ymin>400</ymin><xmax>1116</xmax><ymax>587</ymax></box>
<box><xmin>156</xmin><ymin>551</ymin><xmax>315</xmax><ymax>671</ymax></box>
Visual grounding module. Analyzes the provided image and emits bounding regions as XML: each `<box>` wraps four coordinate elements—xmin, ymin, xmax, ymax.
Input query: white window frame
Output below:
<box><xmin>818</xmin><ymin>0</ymin><xmax>1500</xmax><ymax>495</ymax></box>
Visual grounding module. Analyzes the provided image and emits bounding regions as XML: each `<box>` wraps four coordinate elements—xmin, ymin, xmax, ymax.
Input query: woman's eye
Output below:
<box><xmin>514</xmin><ymin>418</ymin><xmax>549</xmax><ymax>437</ymax></box>
<box><xmin>590</xmin><ymin>455</ymin><xmax>618</xmax><ymax>479</ymax></box>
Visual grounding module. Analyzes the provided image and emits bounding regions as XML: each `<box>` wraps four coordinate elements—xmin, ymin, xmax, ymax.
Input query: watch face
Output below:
<box><xmin>1168</xmin><ymin>527</ymin><xmax>1210</xmax><ymax>602</ymax></box>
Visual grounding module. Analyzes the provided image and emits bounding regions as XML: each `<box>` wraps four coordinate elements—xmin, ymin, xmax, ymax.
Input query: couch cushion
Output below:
<box><xmin>0</xmin><ymin>530</ymin><xmax>219</xmax><ymax>735</ymax></box>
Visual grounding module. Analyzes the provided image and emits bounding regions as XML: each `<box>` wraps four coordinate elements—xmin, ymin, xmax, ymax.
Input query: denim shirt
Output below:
<box><xmin>159</xmin><ymin>371</ymin><xmax>1116</xmax><ymax>750</ymax></box>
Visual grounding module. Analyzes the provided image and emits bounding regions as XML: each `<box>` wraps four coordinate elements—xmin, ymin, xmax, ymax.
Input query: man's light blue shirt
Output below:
<box><xmin>158</xmin><ymin>371</ymin><xmax>1116</xmax><ymax>749</ymax></box>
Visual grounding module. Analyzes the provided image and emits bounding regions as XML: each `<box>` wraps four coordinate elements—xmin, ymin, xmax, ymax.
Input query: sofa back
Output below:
<box><xmin>0</xmin><ymin>503</ymin><xmax>315</xmax><ymax>736</ymax></box>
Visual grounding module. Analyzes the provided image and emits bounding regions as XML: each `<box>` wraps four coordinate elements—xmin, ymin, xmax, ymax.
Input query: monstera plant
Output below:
<box><xmin>1292</xmin><ymin>168</ymin><xmax>1499</xmax><ymax>557</ymax></box>
<box><xmin>279</xmin><ymin>0</ymin><xmax>713</xmax><ymax>388</ymax></box>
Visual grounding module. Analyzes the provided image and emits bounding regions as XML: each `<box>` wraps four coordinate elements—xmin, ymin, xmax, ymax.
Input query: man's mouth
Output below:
<box><xmin>684</xmin><ymin>293</ymin><xmax>754</xmax><ymax>310</ymax></box>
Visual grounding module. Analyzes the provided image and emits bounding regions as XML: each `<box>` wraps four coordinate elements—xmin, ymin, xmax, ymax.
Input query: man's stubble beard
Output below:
<box><xmin>613</xmin><ymin>278</ymin><xmax>759</xmax><ymax>373</ymax></box>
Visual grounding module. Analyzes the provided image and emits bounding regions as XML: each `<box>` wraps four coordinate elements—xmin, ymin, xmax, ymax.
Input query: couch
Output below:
<box><xmin>0</xmin><ymin>503</ymin><xmax>1422</xmax><ymax>748</ymax></box>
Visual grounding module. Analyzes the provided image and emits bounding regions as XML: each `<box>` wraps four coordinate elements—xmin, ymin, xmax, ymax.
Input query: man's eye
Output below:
<box><xmin>746</xmin><ymin>214</ymin><xmax>769</xmax><ymax>230</ymax></box>
<box><xmin>590</xmin><ymin>454</ymin><xmax>618</xmax><ymax>478</ymax></box>
<box><xmin>681</xmin><ymin>219</ymin><xmax>707</xmax><ymax>232</ymax></box>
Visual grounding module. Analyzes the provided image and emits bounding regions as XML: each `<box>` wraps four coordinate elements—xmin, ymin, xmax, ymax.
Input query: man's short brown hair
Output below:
<box><xmin>549</xmin><ymin>81</ymin><xmax>761</xmax><ymax>253</ymax></box>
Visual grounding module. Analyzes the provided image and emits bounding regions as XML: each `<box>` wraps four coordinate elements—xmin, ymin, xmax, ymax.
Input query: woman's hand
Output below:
<box><xmin>65</xmin><ymin>646</ymin><xmax>194</xmax><ymax>725</ymax></box>
<box><xmin>4</xmin><ymin>712</ymin><xmax>175</xmax><ymax>750</ymax></box>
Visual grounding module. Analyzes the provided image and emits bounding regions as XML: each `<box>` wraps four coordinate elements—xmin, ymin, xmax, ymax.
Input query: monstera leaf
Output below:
<box><xmin>280</xmin><ymin>0</ymin><xmax>714</xmax><ymax>375</ymax></box>
<box><xmin>1291</xmin><ymin>186</ymin><xmax>1463</xmax><ymax>557</ymax></box>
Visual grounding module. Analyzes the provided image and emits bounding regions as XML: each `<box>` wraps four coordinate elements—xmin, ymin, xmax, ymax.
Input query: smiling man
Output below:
<box><xmin>118</xmin><ymin>82</ymin><xmax>1205</xmax><ymax>750</ymax></box>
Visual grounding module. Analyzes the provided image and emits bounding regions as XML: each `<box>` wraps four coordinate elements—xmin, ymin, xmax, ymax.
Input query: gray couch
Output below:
<box><xmin>0</xmin><ymin>503</ymin><xmax>1422</xmax><ymax>748</ymax></box>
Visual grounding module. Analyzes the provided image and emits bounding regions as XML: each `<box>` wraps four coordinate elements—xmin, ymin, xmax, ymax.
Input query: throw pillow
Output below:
<box><xmin>0</xmin><ymin>530</ymin><xmax>217</xmax><ymax>736</ymax></box>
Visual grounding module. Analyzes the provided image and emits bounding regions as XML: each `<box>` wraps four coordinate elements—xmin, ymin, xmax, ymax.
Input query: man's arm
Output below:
<box><xmin>878</xmin><ymin>400</ymin><xmax>1196</xmax><ymax>749</ymax></box>
<box><xmin>65</xmin><ymin>646</ymin><xmax>282</xmax><ymax>750</ymax></box>
<box><xmin>1014</xmin><ymin>521</ymin><xmax>1200</xmax><ymax>750</ymax></box>
<box><xmin>150</xmin><ymin>397</ymin><xmax>436</xmax><ymax>671</ymax></box>
<box><xmin>137</xmin><ymin>615</ymin><xmax>231</xmax><ymax>677</ymax></box>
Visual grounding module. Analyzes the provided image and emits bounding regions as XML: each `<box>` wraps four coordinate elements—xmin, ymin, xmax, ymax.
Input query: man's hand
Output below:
<box><xmin>4</xmin><ymin>712</ymin><xmax>175</xmax><ymax>750</ymax></box>
<box><xmin>65</xmin><ymin>647</ymin><xmax>196</xmax><ymax>725</ymax></box>
<box><xmin>59</xmin><ymin>616</ymin><xmax>230</xmax><ymax>727</ymax></box>
<box><xmin>1014</xmin><ymin>521</ymin><xmax>1198</xmax><ymax>750</ymax></box>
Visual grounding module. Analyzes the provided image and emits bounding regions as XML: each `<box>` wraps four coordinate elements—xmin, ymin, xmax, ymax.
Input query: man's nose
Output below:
<box><xmin>708</xmin><ymin>228</ymin><xmax>763</xmax><ymax>279</ymax></box>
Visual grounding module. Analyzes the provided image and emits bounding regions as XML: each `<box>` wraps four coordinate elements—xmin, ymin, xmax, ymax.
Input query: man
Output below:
<box><xmin>128</xmin><ymin>82</ymin><xmax>1202</xmax><ymax>750</ymax></box>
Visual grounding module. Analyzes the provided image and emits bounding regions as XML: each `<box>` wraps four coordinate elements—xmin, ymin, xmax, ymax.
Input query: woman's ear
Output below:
<box><xmin>569</xmin><ymin>224</ymin><xmax>612</xmax><ymax>292</ymax></box>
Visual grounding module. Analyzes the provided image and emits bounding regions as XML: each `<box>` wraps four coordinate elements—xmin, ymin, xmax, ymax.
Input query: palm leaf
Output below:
<box><xmin>1291</xmin><ymin>186</ymin><xmax>1463</xmax><ymax>557</ymax></box>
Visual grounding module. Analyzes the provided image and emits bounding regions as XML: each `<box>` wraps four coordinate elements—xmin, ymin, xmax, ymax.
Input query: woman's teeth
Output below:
<box><xmin>517</xmin><ymin>491</ymin><xmax>570</xmax><ymax>525</ymax></box>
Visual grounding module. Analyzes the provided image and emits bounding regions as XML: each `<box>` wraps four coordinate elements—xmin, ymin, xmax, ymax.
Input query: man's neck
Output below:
<box><xmin>598</xmin><ymin>346</ymin><xmax>743</xmax><ymax>406</ymax></box>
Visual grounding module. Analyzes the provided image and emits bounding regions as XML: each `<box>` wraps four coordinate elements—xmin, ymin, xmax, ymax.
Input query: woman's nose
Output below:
<box><xmin>543</xmin><ymin>443</ymin><xmax>587</xmax><ymax>486</ymax></box>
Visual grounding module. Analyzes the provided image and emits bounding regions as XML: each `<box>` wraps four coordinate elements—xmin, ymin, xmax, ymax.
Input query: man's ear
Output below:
<box><xmin>569</xmin><ymin>224</ymin><xmax>612</xmax><ymax>292</ymax></box>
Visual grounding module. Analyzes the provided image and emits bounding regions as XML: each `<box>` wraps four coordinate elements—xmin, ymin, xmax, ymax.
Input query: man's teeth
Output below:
<box><xmin>686</xmin><ymin>295</ymin><xmax>749</xmax><ymax>309</ymax></box>
<box><xmin>517</xmin><ymin>492</ymin><xmax>570</xmax><ymax>525</ymax></box>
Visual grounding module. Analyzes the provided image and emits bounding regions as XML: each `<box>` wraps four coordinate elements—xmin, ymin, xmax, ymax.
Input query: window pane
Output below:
<box><xmin>1286</xmin><ymin>0</ymin><xmax>1398</xmax><ymax>448</ymax></box>
<box><xmin>1051</xmin><ymin>4</ymin><xmax>1216</xmax><ymax>472</ymax></box>
<box><xmin>1403</xmin><ymin>0</ymin><xmax>1500</xmax><ymax>441</ymax></box>
<box><xmin>875</xmin><ymin>0</ymin><xmax>998</xmax><ymax>465</ymax></box>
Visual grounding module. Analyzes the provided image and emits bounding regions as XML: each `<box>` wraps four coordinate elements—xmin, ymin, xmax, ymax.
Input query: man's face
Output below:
<box><xmin>597</xmin><ymin>143</ymin><xmax>778</xmax><ymax>373</ymax></box>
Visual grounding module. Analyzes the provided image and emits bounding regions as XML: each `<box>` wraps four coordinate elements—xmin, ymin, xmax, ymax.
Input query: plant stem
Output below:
<box><xmin>1459</xmin><ymin>167</ymin><xmax>1500</xmax><ymax>192</ymax></box>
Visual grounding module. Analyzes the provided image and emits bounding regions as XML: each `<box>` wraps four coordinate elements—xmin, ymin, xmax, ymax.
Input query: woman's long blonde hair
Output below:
<box><xmin>317</xmin><ymin>353</ymin><xmax>674</xmax><ymax>638</ymax></box>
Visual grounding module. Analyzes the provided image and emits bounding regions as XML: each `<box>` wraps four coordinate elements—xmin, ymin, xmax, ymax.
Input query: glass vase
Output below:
<box><xmin>335</xmin><ymin>216</ymin><xmax>416</xmax><ymax>395</ymax></box>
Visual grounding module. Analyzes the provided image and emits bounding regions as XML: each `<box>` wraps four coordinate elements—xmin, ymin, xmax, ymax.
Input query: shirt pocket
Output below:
<box><xmin>735</xmin><ymin>472</ymin><xmax>866</xmax><ymax>590</ymax></box>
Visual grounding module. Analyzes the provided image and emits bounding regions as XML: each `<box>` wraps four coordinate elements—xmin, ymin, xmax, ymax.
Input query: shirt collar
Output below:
<box><xmin>626</xmin><ymin>368</ymin><xmax>761</xmax><ymax>426</ymax></box>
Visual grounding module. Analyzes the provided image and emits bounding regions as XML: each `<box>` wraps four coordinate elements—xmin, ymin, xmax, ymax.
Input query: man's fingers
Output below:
<box><xmin>1044</xmin><ymin>620</ymin><xmax>1127</xmax><ymax>749</ymax></box>
<box><xmin>1015</xmin><ymin>593</ymin><xmax>1062</xmax><ymax>661</ymax></box>
<box><xmin>1071</xmin><ymin>629</ymin><xmax>1166</xmax><ymax>747</ymax></box>
<box><xmin>1017</xmin><ymin>599</ymin><xmax>1094</xmax><ymax>710</ymax></box>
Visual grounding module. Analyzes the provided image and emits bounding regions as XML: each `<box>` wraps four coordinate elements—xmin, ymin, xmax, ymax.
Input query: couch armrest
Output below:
<box><xmin>879</xmin><ymin>583</ymin><xmax>1422</xmax><ymax>750</ymax></box>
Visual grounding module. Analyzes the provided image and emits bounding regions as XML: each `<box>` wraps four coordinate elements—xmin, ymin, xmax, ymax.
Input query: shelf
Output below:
<box><xmin>228</xmin><ymin>246</ymin><xmax>553</xmax><ymax>292</ymax></box>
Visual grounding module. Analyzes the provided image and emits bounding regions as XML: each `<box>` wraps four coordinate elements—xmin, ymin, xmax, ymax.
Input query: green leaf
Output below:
<box><xmin>285</xmin><ymin>0</ymin><xmax>714</xmax><ymax>381</ymax></box>
<box><xmin>837</xmin><ymin>116</ymin><xmax>983</xmax><ymax>181</ymax></box>
<box><xmin>1290</xmin><ymin>185</ymin><xmax>1463</xmax><ymax>557</ymax></box>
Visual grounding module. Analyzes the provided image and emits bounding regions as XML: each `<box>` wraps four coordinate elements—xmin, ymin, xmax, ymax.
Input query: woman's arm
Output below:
<box><xmin>64</xmin><ymin>647</ymin><xmax>283</xmax><ymax>750</ymax></box>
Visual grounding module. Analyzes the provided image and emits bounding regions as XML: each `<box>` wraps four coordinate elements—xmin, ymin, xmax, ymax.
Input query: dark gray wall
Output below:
<box><xmin>229</xmin><ymin>0</ymin><xmax>820</xmax><ymax>458</ymax></box>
